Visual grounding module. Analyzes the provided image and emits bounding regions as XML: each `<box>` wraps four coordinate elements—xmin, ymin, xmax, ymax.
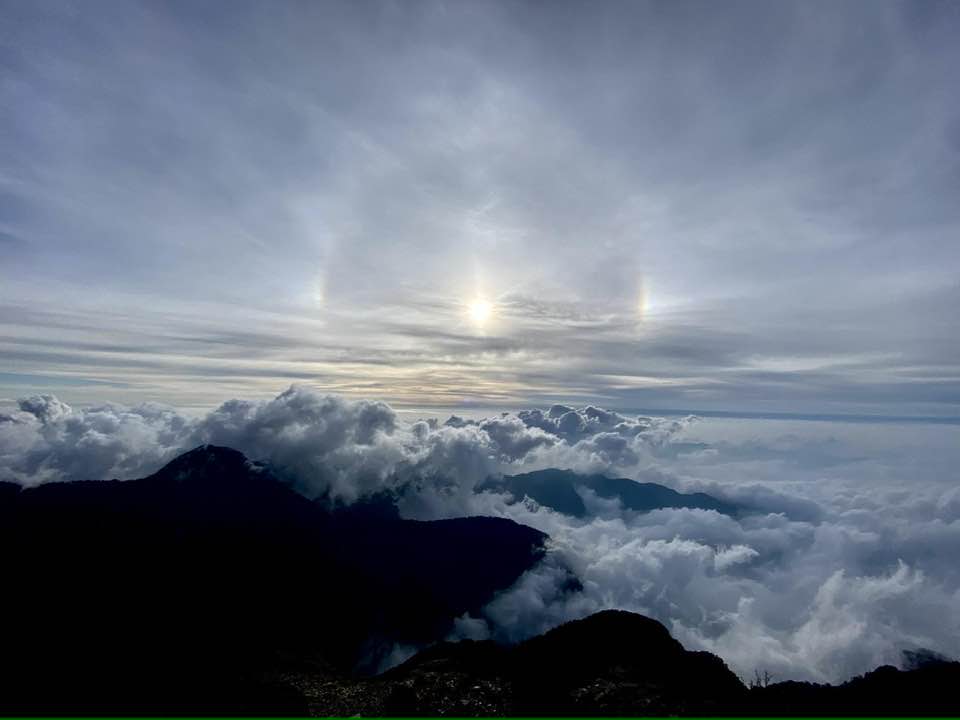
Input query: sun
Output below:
<box><xmin>467</xmin><ymin>297</ymin><xmax>494</xmax><ymax>326</ymax></box>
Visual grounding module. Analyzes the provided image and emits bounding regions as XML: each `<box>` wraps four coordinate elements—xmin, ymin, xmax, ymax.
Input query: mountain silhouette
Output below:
<box><xmin>484</xmin><ymin>468</ymin><xmax>740</xmax><ymax>517</ymax></box>
<box><xmin>0</xmin><ymin>445</ymin><xmax>545</xmax><ymax>715</ymax></box>
<box><xmin>2</xmin><ymin>447</ymin><xmax>957</xmax><ymax>716</ymax></box>
<box><xmin>746</xmin><ymin>656</ymin><xmax>960</xmax><ymax>716</ymax></box>
<box><xmin>266</xmin><ymin>610</ymin><xmax>746</xmax><ymax>716</ymax></box>
<box><xmin>274</xmin><ymin>610</ymin><xmax>960</xmax><ymax>717</ymax></box>
<box><xmin>508</xmin><ymin>609</ymin><xmax>746</xmax><ymax>715</ymax></box>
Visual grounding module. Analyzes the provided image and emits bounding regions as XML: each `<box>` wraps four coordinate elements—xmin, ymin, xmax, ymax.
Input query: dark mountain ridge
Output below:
<box><xmin>0</xmin><ymin>445</ymin><xmax>545</xmax><ymax>715</ymax></box>
<box><xmin>2</xmin><ymin>446</ymin><xmax>956</xmax><ymax>716</ymax></box>
<box><xmin>278</xmin><ymin>609</ymin><xmax>960</xmax><ymax>716</ymax></box>
<box><xmin>485</xmin><ymin>468</ymin><xmax>740</xmax><ymax>517</ymax></box>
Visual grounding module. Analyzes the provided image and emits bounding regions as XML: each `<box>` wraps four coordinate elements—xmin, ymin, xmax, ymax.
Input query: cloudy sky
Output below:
<box><xmin>2</xmin><ymin>0</ymin><xmax>959</xmax><ymax>415</ymax></box>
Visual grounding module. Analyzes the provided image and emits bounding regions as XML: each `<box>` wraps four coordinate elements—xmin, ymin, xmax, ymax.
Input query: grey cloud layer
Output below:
<box><xmin>2</xmin><ymin>0</ymin><xmax>959</xmax><ymax>414</ymax></box>
<box><xmin>3</xmin><ymin>386</ymin><xmax>959</xmax><ymax>685</ymax></box>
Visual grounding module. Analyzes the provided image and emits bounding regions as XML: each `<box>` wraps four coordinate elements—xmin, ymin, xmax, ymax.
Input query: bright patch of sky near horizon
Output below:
<box><xmin>2</xmin><ymin>0</ymin><xmax>960</xmax><ymax>416</ymax></box>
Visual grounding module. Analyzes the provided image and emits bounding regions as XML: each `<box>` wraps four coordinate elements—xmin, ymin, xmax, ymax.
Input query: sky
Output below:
<box><xmin>2</xmin><ymin>0</ymin><xmax>960</xmax><ymax>415</ymax></box>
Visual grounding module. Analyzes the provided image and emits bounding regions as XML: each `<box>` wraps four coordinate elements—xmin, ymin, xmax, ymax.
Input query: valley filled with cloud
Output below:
<box><xmin>4</xmin><ymin>385</ymin><xmax>958</xmax><ymax>684</ymax></box>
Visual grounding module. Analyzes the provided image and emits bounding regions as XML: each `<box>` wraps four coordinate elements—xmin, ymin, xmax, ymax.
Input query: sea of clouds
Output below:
<box><xmin>2</xmin><ymin>385</ymin><xmax>959</xmax><ymax>684</ymax></box>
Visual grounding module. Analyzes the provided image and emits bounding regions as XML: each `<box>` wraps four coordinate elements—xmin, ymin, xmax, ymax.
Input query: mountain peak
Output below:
<box><xmin>902</xmin><ymin>647</ymin><xmax>953</xmax><ymax>670</ymax></box>
<box><xmin>152</xmin><ymin>444</ymin><xmax>264</xmax><ymax>484</ymax></box>
<box><xmin>493</xmin><ymin>469</ymin><xmax>741</xmax><ymax>518</ymax></box>
<box><xmin>516</xmin><ymin>608</ymin><xmax>682</xmax><ymax>669</ymax></box>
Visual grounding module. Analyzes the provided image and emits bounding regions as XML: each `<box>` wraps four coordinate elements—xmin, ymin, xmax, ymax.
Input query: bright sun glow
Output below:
<box><xmin>467</xmin><ymin>298</ymin><xmax>493</xmax><ymax>326</ymax></box>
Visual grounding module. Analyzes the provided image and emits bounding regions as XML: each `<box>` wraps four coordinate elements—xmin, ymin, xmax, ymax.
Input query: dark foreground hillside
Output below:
<box><xmin>0</xmin><ymin>445</ymin><xmax>545</xmax><ymax>715</ymax></box>
<box><xmin>1</xmin><ymin>445</ymin><xmax>957</xmax><ymax>716</ymax></box>
<box><xmin>275</xmin><ymin>609</ymin><xmax>960</xmax><ymax>717</ymax></box>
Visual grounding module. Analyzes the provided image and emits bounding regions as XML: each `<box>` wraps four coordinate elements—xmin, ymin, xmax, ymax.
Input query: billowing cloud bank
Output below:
<box><xmin>2</xmin><ymin>385</ymin><xmax>959</xmax><ymax>684</ymax></box>
<box><xmin>0</xmin><ymin>387</ymin><xmax>694</xmax><ymax>501</ymax></box>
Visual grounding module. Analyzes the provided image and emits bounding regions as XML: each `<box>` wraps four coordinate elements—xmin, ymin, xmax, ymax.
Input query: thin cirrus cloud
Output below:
<box><xmin>1</xmin><ymin>0</ymin><xmax>959</xmax><ymax>415</ymax></box>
